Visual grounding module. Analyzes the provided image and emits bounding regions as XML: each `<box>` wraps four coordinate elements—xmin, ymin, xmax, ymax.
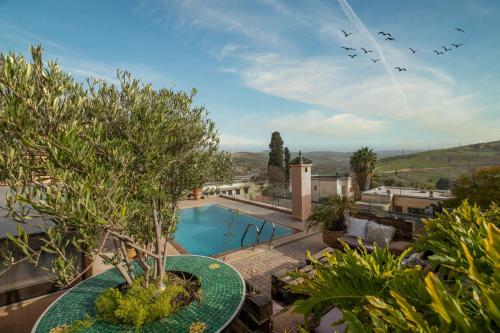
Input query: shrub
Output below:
<box><xmin>288</xmin><ymin>201</ymin><xmax>500</xmax><ymax>332</ymax></box>
<box><xmin>95</xmin><ymin>276</ymin><xmax>190</xmax><ymax>328</ymax></box>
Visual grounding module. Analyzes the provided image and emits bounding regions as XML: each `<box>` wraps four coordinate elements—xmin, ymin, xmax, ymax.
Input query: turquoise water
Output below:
<box><xmin>174</xmin><ymin>204</ymin><xmax>294</xmax><ymax>256</ymax></box>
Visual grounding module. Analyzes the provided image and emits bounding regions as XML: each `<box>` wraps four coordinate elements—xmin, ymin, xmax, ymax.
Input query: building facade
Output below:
<box><xmin>355</xmin><ymin>186</ymin><xmax>453</xmax><ymax>216</ymax></box>
<box><xmin>311</xmin><ymin>175</ymin><xmax>353</xmax><ymax>202</ymax></box>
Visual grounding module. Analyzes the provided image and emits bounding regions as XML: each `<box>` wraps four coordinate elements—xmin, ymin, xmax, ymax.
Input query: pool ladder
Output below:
<box><xmin>240</xmin><ymin>220</ymin><xmax>276</xmax><ymax>250</ymax></box>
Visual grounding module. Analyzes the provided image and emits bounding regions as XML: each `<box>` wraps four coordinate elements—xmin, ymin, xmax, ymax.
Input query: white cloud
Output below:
<box><xmin>219</xmin><ymin>133</ymin><xmax>266</xmax><ymax>151</ymax></box>
<box><xmin>267</xmin><ymin>110</ymin><xmax>387</xmax><ymax>137</ymax></box>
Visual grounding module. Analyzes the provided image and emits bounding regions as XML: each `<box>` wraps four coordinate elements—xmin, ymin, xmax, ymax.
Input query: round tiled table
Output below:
<box><xmin>33</xmin><ymin>255</ymin><xmax>246</xmax><ymax>333</ymax></box>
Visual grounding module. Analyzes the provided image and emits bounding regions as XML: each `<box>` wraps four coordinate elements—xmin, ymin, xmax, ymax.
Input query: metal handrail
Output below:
<box><xmin>240</xmin><ymin>223</ymin><xmax>259</xmax><ymax>249</ymax></box>
<box><xmin>240</xmin><ymin>220</ymin><xmax>277</xmax><ymax>249</ymax></box>
<box><xmin>255</xmin><ymin>220</ymin><xmax>276</xmax><ymax>246</ymax></box>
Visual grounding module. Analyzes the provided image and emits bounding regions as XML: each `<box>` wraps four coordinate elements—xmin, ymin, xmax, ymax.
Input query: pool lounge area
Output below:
<box><xmin>174</xmin><ymin>204</ymin><xmax>297</xmax><ymax>256</ymax></box>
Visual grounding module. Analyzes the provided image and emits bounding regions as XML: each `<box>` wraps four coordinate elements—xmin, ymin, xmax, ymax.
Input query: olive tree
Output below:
<box><xmin>0</xmin><ymin>46</ymin><xmax>231</xmax><ymax>289</ymax></box>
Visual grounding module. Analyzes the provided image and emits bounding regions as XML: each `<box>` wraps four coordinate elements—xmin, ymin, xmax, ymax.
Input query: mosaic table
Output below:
<box><xmin>32</xmin><ymin>255</ymin><xmax>246</xmax><ymax>333</ymax></box>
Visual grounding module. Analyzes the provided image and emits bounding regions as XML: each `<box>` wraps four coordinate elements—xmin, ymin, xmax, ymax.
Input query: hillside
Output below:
<box><xmin>376</xmin><ymin>140</ymin><xmax>500</xmax><ymax>188</ymax></box>
<box><xmin>231</xmin><ymin>149</ymin><xmax>423</xmax><ymax>176</ymax></box>
<box><xmin>231</xmin><ymin>141</ymin><xmax>500</xmax><ymax>188</ymax></box>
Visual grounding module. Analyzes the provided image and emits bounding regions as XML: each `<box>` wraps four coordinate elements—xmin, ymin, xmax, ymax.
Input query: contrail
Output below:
<box><xmin>337</xmin><ymin>0</ymin><xmax>410</xmax><ymax>113</ymax></box>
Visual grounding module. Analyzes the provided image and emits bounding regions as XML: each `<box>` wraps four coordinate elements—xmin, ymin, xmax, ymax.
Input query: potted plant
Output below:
<box><xmin>0</xmin><ymin>48</ymin><xmax>239</xmax><ymax>333</ymax></box>
<box><xmin>306</xmin><ymin>195</ymin><xmax>356</xmax><ymax>247</ymax></box>
<box><xmin>192</xmin><ymin>188</ymin><xmax>202</xmax><ymax>200</ymax></box>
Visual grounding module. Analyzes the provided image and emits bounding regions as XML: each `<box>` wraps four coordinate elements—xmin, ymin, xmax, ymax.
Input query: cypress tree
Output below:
<box><xmin>267</xmin><ymin>132</ymin><xmax>285</xmax><ymax>185</ymax></box>
<box><xmin>284</xmin><ymin>147</ymin><xmax>291</xmax><ymax>182</ymax></box>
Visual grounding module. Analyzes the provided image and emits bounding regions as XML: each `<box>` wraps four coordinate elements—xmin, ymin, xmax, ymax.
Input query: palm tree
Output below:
<box><xmin>350</xmin><ymin>146</ymin><xmax>377</xmax><ymax>193</ymax></box>
<box><xmin>306</xmin><ymin>195</ymin><xmax>356</xmax><ymax>231</ymax></box>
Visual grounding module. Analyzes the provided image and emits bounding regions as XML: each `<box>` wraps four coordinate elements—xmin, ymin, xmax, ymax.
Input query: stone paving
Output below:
<box><xmin>227</xmin><ymin>233</ymin><xmax>324</xmax><ymax>297</ymax></box>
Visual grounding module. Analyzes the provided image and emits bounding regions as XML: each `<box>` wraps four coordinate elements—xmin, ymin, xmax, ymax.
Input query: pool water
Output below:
<box><xmin>174</xmin><ymin>205</ymin><xmax>294</xmax><ymax>256</ymax></box>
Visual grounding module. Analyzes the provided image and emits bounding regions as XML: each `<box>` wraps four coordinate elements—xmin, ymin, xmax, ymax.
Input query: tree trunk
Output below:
<box><xmin>153</xmin><ymin>199</ymin><xmax>165</xmax><ymax>289</ymax></box>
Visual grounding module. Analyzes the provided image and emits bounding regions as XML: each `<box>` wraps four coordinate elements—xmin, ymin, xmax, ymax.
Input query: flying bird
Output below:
<box><xmin>361</xmin><ymin>48</ymin><xmax>373</xmax><ymax>54</ymax></box>
<box><xmin>409</xmin><ymin>48</ymin><xmax>417</xmax><ymax>54</ymax></box>
<box><xmin>341</xmin><ymin>46</ymin><xmax>356</xmax><ymax>51</ymax></box>
<box><xmin>385</xmin><ymin>37</ymin><xmax>396</xmax><ymax>41</ymax></box>
<box><xmin>433</xmin><ymin>50</ymin><xmax>444</xmax><ymax>55</ymax></box>
<box><xmin>370</xmin><ymin>58</ymin><xmax>380</xmax><ymax>63</ymax></box>
<box><xmin>378</xmin><ymin>31</ymin><xmax>387</xmax><ymax>36</ymax></box>
<box><xmin>340</xmin><ymin>29</ymin><xmax>352</xmax><ymax>37</ymax></box>
<box><xmin>394</xmin><ymin>67</ymin><xmax>406</xmax><ymax>72</ymax></box>
<box><xmin>451</xmin><ymin>43</ymin><xmax>464</xmax><ymax>48</ymax></box>
<box><xmin>442</xmin><ymin>45</ymin><xmax>452</xmax><ymax>52</ymax></box>
<box><xmin>348</xmin><ymin>54</ymin><xmax>358</xmax><ymax>58</ymax></box>
<box><xmin>454</xmin><ymin>27</ymin><xmax>465</xmax><ymax>32</ymax></box>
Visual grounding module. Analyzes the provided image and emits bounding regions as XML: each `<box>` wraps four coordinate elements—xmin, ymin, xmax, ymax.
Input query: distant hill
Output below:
<box><xmin>376</xmin><ymin>140</ymin><xmax>500</xmax><ymax>188</ymax></box>
<box><xmin>231</xmin><ymin>149</ymin><xmax>424</xmax><ymax>176</ymax></box>
<box><xmin>231</xmin><ymin>141</ymin><xmax>500</xmax><ymax>188</ymax></box>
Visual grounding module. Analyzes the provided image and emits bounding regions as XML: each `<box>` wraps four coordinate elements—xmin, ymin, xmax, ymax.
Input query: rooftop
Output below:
<box><xmin>362</xmin><ymin>186</ymin><xmax>453</xmax><ymax>200</ymax></box>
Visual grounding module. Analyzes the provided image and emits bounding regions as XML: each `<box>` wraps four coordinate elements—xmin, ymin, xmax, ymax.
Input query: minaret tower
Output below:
<box><xmin>290</xmin><ymin>151</ymin><xmax>312</xmax><ymax>222</ymax></box>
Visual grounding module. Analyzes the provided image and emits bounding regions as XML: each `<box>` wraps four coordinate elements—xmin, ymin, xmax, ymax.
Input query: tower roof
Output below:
<box><xmin>289</xmin><ymin>151</ymin><xmax>312</xmax><ymax>165</ymax></box>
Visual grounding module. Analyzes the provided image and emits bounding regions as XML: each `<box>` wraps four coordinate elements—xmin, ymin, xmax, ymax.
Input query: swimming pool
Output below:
<box><xmin>174</xmin><ymin>204</ymin><xmax>294</xmax><ymax>256</ymax></box>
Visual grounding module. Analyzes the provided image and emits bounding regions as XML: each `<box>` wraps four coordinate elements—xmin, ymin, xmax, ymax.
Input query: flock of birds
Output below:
<box><xmin>339</xmin><ymin>27</ymin><xmax>466</xmax><ymax>72</ymax></box>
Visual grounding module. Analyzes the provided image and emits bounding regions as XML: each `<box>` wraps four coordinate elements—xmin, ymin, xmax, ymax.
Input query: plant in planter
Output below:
<box><xmin>0</xmin><ymin>47</ymin><xmax>232</xmax><ymax>325</ymax></box>
<box><xmin>306</xmin><ymin>195</ymin><xmax>356</xmax><ymax>247</ymax></box>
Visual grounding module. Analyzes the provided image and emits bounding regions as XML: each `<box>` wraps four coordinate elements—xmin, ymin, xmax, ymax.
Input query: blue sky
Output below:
<box><xmin>1</xmin><ymin>0</ymin><xmax>499</xmax><ymax>152</ymax></box>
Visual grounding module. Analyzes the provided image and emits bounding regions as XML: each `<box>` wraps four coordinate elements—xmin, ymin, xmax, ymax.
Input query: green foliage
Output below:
<box><xmin>289</xmin><ymin>202</ymin><xmax>500</xmax><ymax>332</ymax></box>
<box><xmin>435</xmin><ymin>177</ymin><xmax>451</xmax><ymax>190</ymax></box>
<box><xmin>60</xmin><ymin>315</ymin><xmax>94</xmax><ymax>333</ymax></box>
<box><xmin>306</xmin><ymin>195</ymin><xmax>356</xmax><ymax>231</ymax></box>
<box><xmin>268</xmin><ymin>131</ymin><xmax>284</xmax><ymax>169</ymax></box>
<box><xmin>267</xmin><ymin>132</ymin><xmax>285</xmax><ymax>186</ymax></box>
<box><xmin>95</xmin><ymin>277</ymin><xmax>188</xmax><ymax>328</ymax></box>
<box><xmin>284</xmin><ymin>147</ymin><xmax>291</xmax><ymax>181</ymax></box>
<box><xmin>447</xmin><ymin>166</ymin><xmax>500</xmax><ymax>208</ymax></box>
<box><xmin>0</xmin><ymin>46</ymin><xmax>232</xmax><ymax>288</ymax></box>
<box><xmin>350</xmin><ymin>147</ymin><xmax>377</xmax><ymax>192</ymax></box>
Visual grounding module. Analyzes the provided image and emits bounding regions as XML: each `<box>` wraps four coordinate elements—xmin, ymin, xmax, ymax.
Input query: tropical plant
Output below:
<box><xmin>289</xmin><ymin>201</ymin><xmax>500</xmax><ymax>332</ymax></box>
<box><xmin>0</xmin><ymin>46</ymin><xmax>232</xmax><ymax>290</ymax></box>
<box><xmin>350</xmin><ymin>147</ymin><xmax>377</xmax><ymax>193</ymax></box>
<box><xmin>305</xmin><ymin>195</ymin><xmax>356</xmax><ymax>231</ymax></box>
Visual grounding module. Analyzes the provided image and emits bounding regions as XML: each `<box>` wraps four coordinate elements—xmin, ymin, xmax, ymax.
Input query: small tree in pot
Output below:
<box><xmin>306</xmin><ymin>195</ymin><xmax>356</xmax><ymax>247</ymax></box>
<box><xmin>0</xmin><ymin>46</ymin><xmax>232</xmax><ymax>323</ymax></box>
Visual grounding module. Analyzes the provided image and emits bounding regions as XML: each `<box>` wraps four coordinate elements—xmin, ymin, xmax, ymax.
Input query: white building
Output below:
<box><xmin>355</xmin><ymin>186</ymin><xmax>453</xmax><ymax>216</ymax></box>
<box><xmin>311</xmin><ymin>175</ymin><xmax>353</xmax><ymax>202</ymax></box>
<box><xmin>203</xmin><ymin>175</ymin><xmax>254</xmax><ymax>198</ymax></box>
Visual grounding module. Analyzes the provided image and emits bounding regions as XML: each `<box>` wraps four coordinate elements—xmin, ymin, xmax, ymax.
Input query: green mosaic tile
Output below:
<box><xmin>33</xmin><ymin>255</ymin><xmax>245</xmax><ymax>333</ymax></box>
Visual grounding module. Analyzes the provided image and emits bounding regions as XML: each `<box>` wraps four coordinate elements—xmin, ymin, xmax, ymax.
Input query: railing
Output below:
<box><xmin>240</xmin><ymin>223</ymin><xmax>259</xmax><ymax>249</ymax></box>
<box><xmin>355</xmin><ymin>206</ymin><xmax>429</xmax><ymax>223</ymax></box>
<box><xmin>240</xmin><ymin>220</ymin><xmax>276</xmax><ymax>249</ymax></box>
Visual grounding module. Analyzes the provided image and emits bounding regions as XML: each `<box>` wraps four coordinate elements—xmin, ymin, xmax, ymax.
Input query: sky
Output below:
<box><xmin>0</xmin><ymin>0</ymin><xmax>499</xmax><ymax>152</ymax></box>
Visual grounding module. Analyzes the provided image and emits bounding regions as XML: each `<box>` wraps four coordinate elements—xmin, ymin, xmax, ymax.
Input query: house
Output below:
<box><xmin>311</xmin><ymin>175</ymin><xmax>353</xmax><ymax>202</ymax></box>
<box><xmin>355</xmin><ymin>186</ymin><xmax>453</xmax><ymax>216</ymax></box>
<box><xmin>203</xmin><ymin>175</ymin><xmax>253</xmax><ymax>198</ymax></box>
